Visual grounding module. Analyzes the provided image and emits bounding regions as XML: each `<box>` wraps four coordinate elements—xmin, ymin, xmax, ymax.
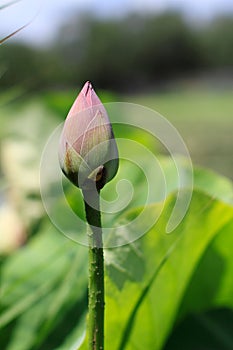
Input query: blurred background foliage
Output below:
<box><xmin>0</xmin><ymin>5</ymin><xmax>233</xmax><ymax>350</ymax></box>
<box><xmin>1</xmin><ymin>12</ymin><xmax>233</xmax><ymax>91</ymax></box>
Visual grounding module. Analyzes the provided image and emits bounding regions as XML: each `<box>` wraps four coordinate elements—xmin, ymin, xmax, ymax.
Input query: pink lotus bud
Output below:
<box><xmin>59</xmin><ymin>81</ymin><xmax>119</xmax><ymax>190</ymax></box>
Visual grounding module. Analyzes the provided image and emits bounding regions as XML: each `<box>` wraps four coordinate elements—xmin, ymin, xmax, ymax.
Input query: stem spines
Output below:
<box><xmin>83</xmin><ymin>188</ymin><xmax>104</xmax><ymax>350</ymax></box>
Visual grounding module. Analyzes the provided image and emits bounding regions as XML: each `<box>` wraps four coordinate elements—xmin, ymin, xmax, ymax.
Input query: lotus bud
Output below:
<box><xmin>59</xmin><ymin>81</ymin><xmax>119</xmax><ymax>190</ymax></box>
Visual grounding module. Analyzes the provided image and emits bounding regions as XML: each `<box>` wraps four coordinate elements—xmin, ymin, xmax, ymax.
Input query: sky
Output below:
<box><xmin>0</xmin><ymin>0</ymin><xmax>233</xmax><ymax>46</ymax></box>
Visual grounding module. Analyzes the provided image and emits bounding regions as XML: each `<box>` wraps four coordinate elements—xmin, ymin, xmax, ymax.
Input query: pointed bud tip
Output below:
<box><xmin>81</xmin><ymin>81</ymin><xmax>93</xmax><ymax>97</ymax></box>
<box><xmin>78</xmin><ymin>81</ymin><xmax>102</xmax><ymax>108</ymax></box>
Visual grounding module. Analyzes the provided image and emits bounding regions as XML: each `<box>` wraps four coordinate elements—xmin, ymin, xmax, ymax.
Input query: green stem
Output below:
<box><xmin>83</xmin><ymin>188</ymin><xmax>104</xmax><ymax>350</ymax></box>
